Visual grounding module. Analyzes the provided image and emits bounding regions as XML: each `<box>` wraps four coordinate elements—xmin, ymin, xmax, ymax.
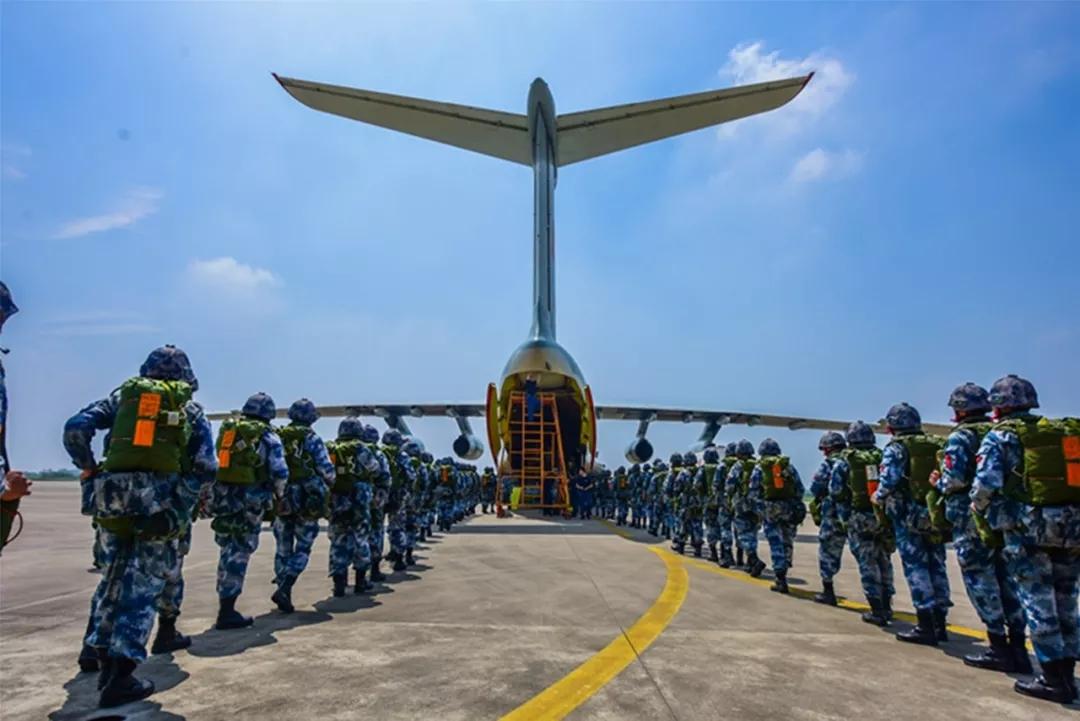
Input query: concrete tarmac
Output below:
<box><xmin>1</xmin><ymin>483</ymin><xmax>1075</xmax><ymax>720</ymax></box>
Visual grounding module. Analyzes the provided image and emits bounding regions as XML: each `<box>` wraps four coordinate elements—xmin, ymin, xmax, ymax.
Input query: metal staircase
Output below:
<box><xmin>497</xmin><ymin>391</ymin><xmax>570</xmax><ymax>515</ymax></box>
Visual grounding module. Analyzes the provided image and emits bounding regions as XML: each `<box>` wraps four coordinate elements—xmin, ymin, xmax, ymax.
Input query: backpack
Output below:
<box><xmin>327</xmin><ymin>438</ymin><xmax>365</xmax><ymax>494</ymax></box>
<box><xmin>758</xmin><ymin>456</ymin><xmax>797</xmax><ymax>501</ymax></box>
<box><xmin>996</xmin><ymin>416</ymin><xmax>1080</xmax><ymax>506</ymax></box>
<box><xmin>277</xmin><ymin>424</ymin><xmax>317</xmax><ymax>482</ymax></box>
<box><xmin>102</xmin><ymin>377</ymin><xmax>193</xmax><ymax>474</ymax></box>
<box><xmin>892</xmin><ymin>434</ymin><xmax>945</xmax><ymax>503</ymax></box>
<box><xmin>215</xmin><ymin>418</ymin><xmax>269</xmax><ymax>486</ymax></box>
<box><xmin>842</xmin><ymin>447</ymin><xmax>883</xmax><ymax>512</ymax></box>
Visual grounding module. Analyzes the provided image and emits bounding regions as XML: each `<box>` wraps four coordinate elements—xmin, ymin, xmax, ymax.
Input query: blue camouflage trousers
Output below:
<box><xmin>891</xmin><ymin>519</ymin><xmax>950</xmax><ymax>612</ymax></box>
<box><xmin>846</xmin><ymin>515</ymin><xmax>895</xmax><ymax>603</ymax></box>
<box><xmin>328</xmin><ymin>521</ymin><xmax>371</xmax><ymax>576</ymax></box>
<box><xmin>388</xmin><ymin>508</ymin><xmax>407</xmax><ymax>554</ymax></box>
<box><xmin>404</xmin><ymin>508</ymin><xmax>419</xmax><ymax>549</ymax></box>
<box><xmin>615</xmin><ymin>500</ymin><xmax>629</xmax><ymax>524</ymax></box>
<box><xmin>158</xmin><ymin>526</ymin><xmax>192</xmax><ymax>619</ymax></box>
<box><xmin>273</xmin><ymin>516</ymin><xmax>320</xmax><ymax>584</ymax></box>
<box><xmin>953</xmin><ymin>522</ymin><xmax>1025</xmax><ymax>635</ymax></box>
<box><xmin>763</xmin><ymin>501</ymin><xmax>798</xmax><ymax>573</ymax></box>
<box><xmin>709</xmin><ymin>506</ymin><xmax>735</xmax><ymax>559</ymax></box>
<box><xmin>1004</xmin><ymin>543</ymin><xmax>1080</xmax><ymax>664</ymax></box>
<box><xmin>818</xmin><ymin>501</ymin><xmax>846</xmax><ymax>582</ymax></box>
<box><xmin>214</xmin><ymin>521</ymin><xmax>261</xmax><ymax>599</ymax></box>
<box><xmin>732</xmin><ymin>505</ymin><xmax>760</xmax><ymax>556</ymax></box>
<box><xmin>674</xmin><ymin>512</ymin><xmax>703</xmax><ymax>547</ymax></box>
<box><xmin>369</xmin><ymin>508</ymin><xmax>386</xmax><ymax>561</ymax></box>
<box><xmin>85</xmin><ymin>529</ymin><xmax>175</xmax><ymax>662</ymax></box>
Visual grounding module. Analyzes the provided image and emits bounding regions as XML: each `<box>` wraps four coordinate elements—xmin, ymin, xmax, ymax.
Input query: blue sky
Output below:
<box><xmin>2</xmin><ymin>2</ymin><xmax>1078</xmax><ymax>476</ymax></box>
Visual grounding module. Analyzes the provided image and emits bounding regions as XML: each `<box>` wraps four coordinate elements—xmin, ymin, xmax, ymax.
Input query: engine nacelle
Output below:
<box><xmin>625</xmin><ymin>437</ymin><xmax>654</xmax><ymax>464</ymax></box>
<box><xmin>453</xmin><ymin>433</ymin><xmax>485</xmax><ymax>461</ymax></box>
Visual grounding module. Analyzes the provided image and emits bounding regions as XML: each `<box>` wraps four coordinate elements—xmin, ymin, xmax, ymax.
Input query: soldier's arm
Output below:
<box><xmin>971</xmin><ymin>430</ymin><xmax>1011</xmax><ymax>512</ymax></box>
<box><xmin>724</xmin><ymin>463</ymin><xmax>739</xmax><ymax>495</ymax></box>
<box><xmin>810</xmin><ymin>460</ymin><xmax>830</xmax><ymax>498</ymax></box>
<box><xmin>263</xmin><ymin>432</ymin><xmax>289</xmax><ymax>496</ymax></box>
<box><xmin>789</xmin><ymin>466</ymin><xmax>805</xmax><ymax>497</ymax></box>
<box><xmin>62</xmin><ymin>393</ymin><xmax>119</xmax><ymax>470</ymax></box>
<box><xmin>306</xmin><ymin>434</ymin><xmax>336</xmax><ymax>486</ymax></box>
<box><xmin>748</xmin><ymin>467</ymin><xmax>763</xmax><ymax>501</ymax></box>
<box><xmin>828</xmin><ymin>458</ymin><xmax>849</xmax><ymax>499</ymax></box>
<box><xmin>936</xmin><ymin>429</ymin><xmax>973</xmax><ymax>494</ymax></box>
<box><xmin>872</xmin><ymin>442</ymin><xmax>904</xmax><ymax>503</ymax></box>
<box><xmin>184</xmin><ymin>403</ymin><xmax>218</xmax><ymax>505</ymax></box>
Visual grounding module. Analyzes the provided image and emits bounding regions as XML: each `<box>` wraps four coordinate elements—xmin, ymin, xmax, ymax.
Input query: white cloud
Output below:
<box><xmin>3</xmin><ymin>165</ymin><xmax>26</xmax><ymax>181</ymax></box>
<box><xmin>718</xmin><ymin>42</ymin><xmax>854</xmax><ymax>137</ymax></box>
<box><xmin>2</xmin><ymin>142</ymin><xmax>31</xmax><ymax>181</ymax></box>
<box><xmin>52</xmin><ymin>188</ymin><xmax>163</xmax><ymax>239</ymax></box>
<box><xmin>40</xmin><ymin>310</ymin><xmax>160</xmax><ymax>337</ymax></box>
<box><xmin>186</xmin><ymin>257</ymin><xmax>280</xmax><ymax>295</ymax></box>
<box><xmin>788</xmin><ymin>148</ymin><xmax>864</xmax><ymax>184</ymax></box>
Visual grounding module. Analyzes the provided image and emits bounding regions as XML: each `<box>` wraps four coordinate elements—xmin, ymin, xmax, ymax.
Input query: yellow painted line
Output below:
<box><xmin>597</xmin><ymin>520</ymin><xmax>999</xmax><ymax>645</ymax></box>
<box><xmin>499</xmin><ymin>546</ymin><xmax>688</xmax><ymax>721</ymax></box>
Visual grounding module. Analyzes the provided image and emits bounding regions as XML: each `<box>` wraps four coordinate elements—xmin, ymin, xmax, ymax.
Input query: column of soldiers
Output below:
<box><xmin>618</xmin><ymin>376</ymin><xmax>1078</xmax><ymax>705</ymax></box>
<box><xmin>62</xmin><ymin>345</ymin><xmax>483</xmax><ymax>710</ymax></box>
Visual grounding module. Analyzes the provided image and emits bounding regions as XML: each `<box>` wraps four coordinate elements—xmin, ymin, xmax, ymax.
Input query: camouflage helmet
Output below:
<box><xmin>758</xmin><ymin>438</ymin><xmax>782</xmax><ymax>457</ymax></box>
<box><xmin>988</xmin><ymin>374</ymin><xmax>1039</xmax><ymax>411</ymax></box>
<box><xmin>0</xmin><ymin>281</ymin><xmax>19</xmax><ymax>332</ymax></box>
<box><xmin>402</xmin><ymin>439</ymin><xmax>423</xmax><ymax>457</ymax></box>
<box><xmin>616</xmin><ymin>466</ymin><xmax>626</xmax><ymax>475</ymax></box>
<box><xmin>736</xmin><ymin>439</ymin><xmax>754</xmax><ymax>458</ymax></box>
<box><xmin>818</xmin><ymin>431</ymin><xmax>847</xmax><ymax>452</ymax></box>
<box><xmin>242</xmin><ymin>392</ymin><xmax>276</xmax><ymax>421</ymax></box>
<box><xmin>630</xmin><ymin>463</ymin><xmax>641</xmax><ymax>473</ymax></box>
<box><xmin>724</xmin><ymin>442</ymin><xmax>739</xmax><ymax>457</ymax></box>
<box><xmin>948</xmin><ymin>382</ymin><xmax>992</xmax><ymax>415</ymax></box>
<box><xmin>703</xmin><ymin>447</ymin><xmax>720</xmax><ymax>464</ymax></box>
<box><xmin>683</xmin><ymin>451</ymin><xmax>698</xmax><ymax>466</ymax></box>
<box><xmin>338</xmin><ymin>417</ymin><xmax>365</xmax><ymax>440</ymax></box>
<box><xmin>422</xmin><ymin>452</ymin><xmax>434</xmax><ymax>463</ymax></box>
<box><xmin>654</xmin><ymin>460</ymin><xmax>667</xmax><ymax>471</ymax></box>
<box><xmin>484</xmin><ymin>466</ymin><xmax>493</xmax><ymax>473</ymax></box>
<box><xmin>382</xmin><ymin>429</ymin><xmax>404</xmax><ymax>447</ymax></box>
<box><xmin>669</xmin><ymin>452</ymin><xmax>683</xmax><ymax>467</ymax></box>
<box><xmin>361</xmin><ymin>424</ymin><xmax>380</xmax><ymax>444</ymax></box>
<box><xmin>885</xmin><ymin>403</ymin><xmax>922</xmax><ymax>433</ymax></box>
<box><xmin>846</xmin><ymin>420</ymin><xmax>876</xmax><ymax>448</ymax></box>
<box><xmin>140</xmin><ymin>345</ymin><xmax>198</xmax><ymax>391</ymax></box>
<box><xmin>288</xmin><ymin>398</ymin><xmax>319</xmax><ymax>425</ymax></box>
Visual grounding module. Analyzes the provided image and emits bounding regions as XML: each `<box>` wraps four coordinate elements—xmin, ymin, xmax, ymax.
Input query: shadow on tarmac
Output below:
<box><xmin>49</xmin><ymin>657</ymin><xmax>189</xmax><ymax>721</ymax></box>
<box><xmin>186</xmin><ymin>607</ymin><xmax>333</xmax><ymax>659</ymax></box>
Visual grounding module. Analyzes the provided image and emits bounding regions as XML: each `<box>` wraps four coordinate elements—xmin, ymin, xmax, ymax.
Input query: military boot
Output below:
<box><xmin>719</xmin><ymin>548</ymin><xmax>734</xmax><ymax>568</ymax></box>
<box><xmin>78</xmin><ymin>643</ymin><xmax>100</xmax><ymax>673</ymax></box>
<box><xmin>332</xmin><ymin>573</ymin><xmax>347</xmax><ymax>597</ymax></box>
<box><xmin>883</xmin><ymin>594</ymin><xmax>894</xmax><ymax>622</ymax></box>
<box><xmin>814</xmin><ymin>581</ymin><xmax>838</xmax><ymax>606</ymax></box>
<box><xmin>96</xmin><ymin>650</ymin><xmax>115</xmax><ymax>691</ymax></box>
<box><xmin>419</xmin><ymin>527</ymin><xmax>427</xmax><ymax>542</ymax></box>
<box><xmin>933</xmin><ymin>608</ymin><xmax>950</xmax><ymax>642</ymax></box>
<box><xmin>1009</xmin><ymin>627</ymin><xmax>1034</xmax><ymax>675</ymax></box>
<box><xmin>99</xmin><ymin>657</ymin><xmax>155</xmax><ymax>708</ymax></box>
<box><xmin>271</xmin><ymin>576</ymin><xmax>296</xmax><ymax>613</ymax></box>
<box><xmin>150</xmin><ymin>615</ymin><xmax>192</xmax><ymax>654</ymax></box>
<box><xmin>1065</xmin><ymin>659</ymin><xmax>1078</xmax><ymax>701</ymax></box>
<box><xmin>393</xmin><ymin>554</ymin><xmax>407</xmax><ymax>572</ymax></box>
<box><xmin>1014</xmin><ymin>659</ymin><xmax>1074</xmax><ymax>704</ymax></box>
<box><xmin>963</xmin><ymin>632</ymin><xmax>1013</xmax><ymax>672</ymax></box>
<box><xmin>215</xmin><ymin>595</ymin><xmax>254</xmax><ymax>630</ymax></box>
<box><xmin>370</xmin><ymin>560</ymin><xmax>386</xmax><ymax>582</ymax></box>
<box><xmin>736</xmin><ymin>548</ymin><xmax>745</xmax><ymax>568</ymax></box>
<box><xmin>386</xmin><ymin>549</ymin><xmax>401</xmax><ymax>564</ymax></box>
<box><xmin>692</xmin><ymin>542</ymin><xmax>703</xmax><ymax>558</ymax></box>
<box><xmin>672</xmin><ymin>539</ymin><xmax>685</xmax><ymax>555</ymax></box>
<box><xmin>354</xmin><ymin>567</ymin><xmax>371</xmax><ymax>593</ymax></box>
<box><xmin>709</xmin><ymin>544</ymin><xmax>720</xmax><ymax>563</ymax></box>
<box><xmin>405</xmin><ymin>548</ymin><xmax>415</xmax><ymax>566</ymax></box>
<box><xmin>861</xmin><ymin>598</ymin><xmax>889</xmax><ymax>627</ymax></box>
<box><xmin>770</xmin><ymin>571</ymin><xmax>789</xmax><ymax>594</ymax></box>
<box><xmin>747</xmin><ymin>552</ymin><xmax>766</xmax><ymax>578</ymax></box>
<box><xmin>895</xmin><ymin>609</ymin><xmax>938</xmax><ymax>646</ymax></box>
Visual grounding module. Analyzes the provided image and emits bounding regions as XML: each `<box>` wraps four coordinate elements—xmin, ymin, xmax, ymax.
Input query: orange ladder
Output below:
<box><xmin>498</xmin><ymin>391</ymin><xmax>569</xmax><ymax>514</ymax></box>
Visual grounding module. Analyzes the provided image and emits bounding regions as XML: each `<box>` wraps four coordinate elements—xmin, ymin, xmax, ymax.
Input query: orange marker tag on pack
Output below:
<box><xmin>1064</xmin><ymin>436</ymin><xmax>1080</xmax><ymax>487</ymax></box>
<box><xmin>133</xmin><ymin>419</ymin><xmax>156</xmax><ymax>447</ymax></box>
<box><xmin>138</xmin><ymin>392</ymin><xmax>161</xmax><ymax>418</ymax></box>
<box><xmin>772</xmin><ymin>465</ymin><xmax>784</xmax><ymax>489</ymax></box>
<box><xmin>221</xmin><ymin>429</ymin><xmax>236</xmax><ymax>449</ymax></box>
<box><xmin>218</xmin><ymin>450</ymin><xmax>232</xmax><ymax>469</ymax></box>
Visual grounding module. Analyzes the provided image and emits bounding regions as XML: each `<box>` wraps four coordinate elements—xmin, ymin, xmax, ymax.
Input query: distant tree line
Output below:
<box><xmin>27</xmin><ymin>469</ymin><xmax>79</xmax><ymax>480</ymax></box>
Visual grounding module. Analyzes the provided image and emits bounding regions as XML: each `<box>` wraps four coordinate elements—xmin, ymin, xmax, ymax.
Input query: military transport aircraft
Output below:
<box><xmin>210</xmin><ymin>72</ymin><xmax>948</xmax><ymax>511</ymax></box>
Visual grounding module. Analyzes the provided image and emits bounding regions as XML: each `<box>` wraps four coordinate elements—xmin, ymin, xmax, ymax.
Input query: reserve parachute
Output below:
<box><xmin>759</xmin><ymin>456</ymin><xmax>797</xmax><ymax>501</ymax></box>
<box><xmin>216</xmin><ymin>418</ymin><xmax>269</xmax><ymax>485</ymax></box>
<box><xmin>998</xmin><ymin>416</ymin><xmax>1080</xmax><ymax>506</ymax></box>
<box><xmin>102</xmin><ymin>377</ymin><xmax>193</xmax><ymax>474</ymax></box>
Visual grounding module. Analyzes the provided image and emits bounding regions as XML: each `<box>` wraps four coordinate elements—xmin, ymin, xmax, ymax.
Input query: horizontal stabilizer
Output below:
<box><xmin>555</xmin><ymin>74</ymin><xmax>812</xmax><ymax>166</ymax></box>
<box><xmin>273</xmin><ymin>74</ymin><xmax>531</xmax><ymax>165</ymax></box>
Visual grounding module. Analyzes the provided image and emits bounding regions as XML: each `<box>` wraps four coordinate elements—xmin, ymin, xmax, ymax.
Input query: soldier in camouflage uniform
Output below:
<box><xmin>435</xmin><ymin>457</ymin><xmax>458</xmax><ymax>532</ymax></box>
<box><xmin>750</xmin><ymin>439</ymin><xmax>806</xmax><ymax>594</ymax></box>
<box><xmin>666</xmin><ymin>453</ymin><xmax>689</xmax><ymax>553</ymax></box>
<box><xmin>717</xmin><ymin>443</ymin><xmax>740</xmax><ymax>567</ymax></box>
<box><xmin>726</xmin><ymin>440</ymin><xmax>766</xmax><ymax>577</ymax></box>
<box><xmin>271</xmin><ymin>399</ymin><xmax>334</xmax><ymax>613</ymax></box>
<box><xmin>210</xmin><ymin>392</ymin><xmax>289</xmax><ymax>630</ymax></box>
<box><xmin>401</xmin><ymin>439</ymin><xmax>426</xmax><ymax>566</ymax></box>
<box><xmin>973</xmin><ymin>375</ymin><xmax>1080</xmax><ymax>702</ymax></box>
<box><xmin>873</xmin><ymin>402</ymin><xmax>950</xmax><ymax>645</ymax></box>
<box><xmin>64</xmin><ymin>345</ymin><xmax>216</xmax><ymax>708</ymax></box>
<box><xmin>327</xmin><ymin>418</ymin><xmax>388</xmax><ymax>596</ymax></box>
<box><xmin>0</xmin><ymin>281</ymin><xmax>30</xmax><ymax>555</ymax></box>
<box><xmin>678</xmin><ymin>452</ymin><xmax>707</xmax><ymax>557</ymax></box>
<box><xmin>627</xmin><ymin>464</ymin><xmax>644</xmax><ymax>528</ymax></box>
<box><xmin>648</xmin><ymin>460</ymin><xmax>669</xmax><ymax>538</ymax></box>
<box><xmin>361</xmin><ymin>424</ymin><xmax>391</xmax><ymax>582</ymax></box>
<box><xmin>613</xmin><ymin>466</ymin><xmax>632</xmax><ymax>526</ymax></box>
<box><xmin>831</xmin><ymin>420</ymin><xmax>896</xmax><ymax>626</ymax></box>
<box><xmin>810</xmin><ymin>431</ymin><xmax>847</xmax><ymax>605</ymax></box>
<box><xmin>699</xmin><ymin>447</ymin><xmax>724</xmax><ymax>564</ymax></box>
<box><xmin>480</xmin><ymin>466</ymin><xmax>496</xmax><ymax>514</ymax></box>
<box><xmin>380</xmin><ymin>429</ymin><xmax>415</xmax><ymax>572</ymax></box>
<box><xmin>931</xmin><ymin>383</ymin><xmax>1030</xmax><ymax>673</ymax></box>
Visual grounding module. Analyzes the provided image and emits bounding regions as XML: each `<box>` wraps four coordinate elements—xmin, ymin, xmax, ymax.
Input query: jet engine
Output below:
<box><xmin>625</xmin><ymin>437</ymin><xmax>654</xmax><ymax>464</ymax></box>
<box><xmin>453</xmin><ymin>433</ymin><xmax>485</xmax><ymax>461</ymax></box>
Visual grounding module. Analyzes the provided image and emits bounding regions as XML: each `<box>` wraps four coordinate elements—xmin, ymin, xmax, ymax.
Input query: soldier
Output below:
<box><xmin>931</xmin><ymin>383</ymin><xmax>1030</xmax><ymax>673</ymax></box>
<box><xmin>750</xmin><ymin>439</ymin><xmax>806</xmax><ymax>594</ymax></box>
<box><xmin>380</xmin><ymin>429</ymin><xmax>414</xmax><ymax>572</ymax></box>
<box><xmin>726</xmin><ymin>440</ymin><xmax>766</xmax><ymax>577</ymax></box>
<box><xmin>327</xmin><ymin>418</ymin><xmax>387</xmax><ymax>596</ymax></box>
<box><xmin>627</xmin><ymin>464</ymin><xmax>643</xmax><ymax>528</ymax></box>
<box><xmin>362</xmin><ymin>424</ymin><xmax>391</xmax><ymax>582</ymax></box>
<box><xmin>63</xmin><ymin>345</ymin><xmax>215</xmax><ymax>707</ymax></box>
<box><xmin>480</xmin><ymin>466</ymin><xmax>496</xmax><ymax>513</ymax></box>
<box><xmin>810</xmin><ymin>431</ymin><xmax>848</xmax><ymax>606</ymax></box>
<box><xmin>666</xmin><ymin>453</ymin><xmax>689</xmax><ymax>553</ymax></box>
<box><xmin>419</xmin><ymin>451</ymin><xmax>438</xmax><ymax>538</ymax></box>
<box><xmin>0</xmin><ymin>281</ymin><xmax>30</xmax><ymax>554</ymax></box>
<box><xmin>402</xmin><ymin>440</ymin><xmax>426</xmax><ymax>566</ymax></box>
<box><xmin>680</xmin><ymin>452</ymin><xmax>707</xmax><ymax>557</ymax></box>
<box><xmin>210</xmin><ymin>392</ymin><xmax>288</xmax><ymax>630</ymax></box>
<box><xmin>613</xmin><ymin>466</ymin><xmax>631</xmax><ymax>526</ymax></box>
<box><xmin>700</xmin><ymin>448</ymin><xmax>723</xmax><ymax>563</ymax></box>
<box><xmin>648</xmin><ymin>460</ymin><xmax>669</xmax><ymax>538</ymax></box>
<box><xmin>831</xmin><ymin>420</ymin><xmax>895</xmax><ymax>625</ymax></box>
<box><xmin>717</xmin><ymin>443</ymin><xmax>740</xmax><ymax>568</ymax></box>
<box><xmin>972</xmin><ymin>375</ymin><xmax>1080</xmax><ymax>702</ymax></box>
<box><xmin>435</xmin><ymin>457</ymin><xmax>458</xmax><ymax>532</ymax></box>
<box><xmin>874</xmin><ymin>403</ymin><xmax>949</xmax><ymax>645</ymax></box>
<box><xmin>271</xmin><ymin>399</ymin><xmax>334</xmax><ymax>613</ymax></box>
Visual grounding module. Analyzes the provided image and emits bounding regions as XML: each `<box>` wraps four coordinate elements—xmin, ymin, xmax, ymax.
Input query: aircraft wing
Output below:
<box><xmin>273</xmin><ymin>74</ymin><xmax>531</xmax><ymax>165</ymax></box>
<box><xmin>555</xmin><ymin>74</ymin><xmax>813</xmax><ymax>166</ymax></box>
<box><xmin>207</xmin><ymin>401</ymin><xmax>950</xmax><ymax>436</ymax></box>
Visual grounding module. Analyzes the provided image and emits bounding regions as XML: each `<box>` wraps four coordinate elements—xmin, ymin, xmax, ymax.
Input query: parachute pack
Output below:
<box><xmin>277</xmin><ymin>424</ymin><xmax>316</xmax><ymax>482</ymax></box>
<box><xmin>102</xmin><ymin>377</ymin><xmax>193</xmax><ymax>474</ymax></box>
<box><xmin>842</xmin><ymin>447</ymin><xmax>883</xmax><ymax>512</ymax></box>
<box><xmin>893</xmin><ymin>434</ymin><xmax>945</xmax><ymax>503</ymax></box>
<box><xmin>758</xmin><ymin>456</ymin><xmax>797</xmax><ymax>501</ymax></box>
<box><xmin>215</xmin><ymin>417</ymin><xmax>269</xmax><ymax>485</ymax></box>
<box><xmin>998</xmin><ymin>416</ymin><xmax>1080</xmax><ymax>506</ymax></box>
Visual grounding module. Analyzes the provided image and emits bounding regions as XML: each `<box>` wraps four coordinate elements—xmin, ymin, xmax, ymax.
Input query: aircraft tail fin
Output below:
<box><xmin>273</xmin><ymin>74</ymin><xmax>531</xmax><ymax>165</ymax></box>
<box><xmin>555</xmin><ymin>74</ymin><xmax>812</xmax><ymax>166</ymax></box>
